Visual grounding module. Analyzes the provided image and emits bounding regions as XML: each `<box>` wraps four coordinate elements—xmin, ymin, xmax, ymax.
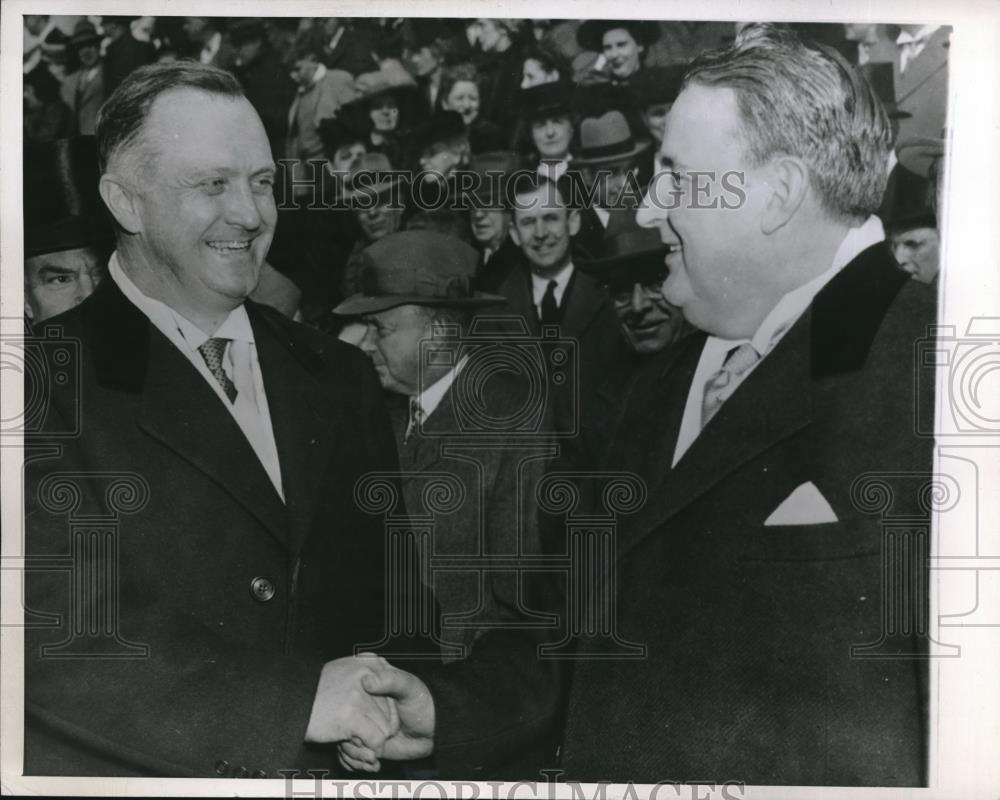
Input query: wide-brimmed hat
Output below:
<box><xmin>353</xmin><ymin>62</ymin><xmax>418</xmax><ymax>103</ymax></box>
<box><xmin>24</xmin><ymin>136</ymin><xmax>113</xmax><ymax>258</ymax></box>
<box><xmin>318</xmin><ymin>107</ymin><xmax>372</xmax><ymax>155</ymax></box>
<box><xmin>573</xmin><ymin>110</ymin><xmax>648</xmax><ymax>166</ymax></box>
<box><xmin>897</xmin><ymin>134</ymin><xmax>945</xmax><ymax>180</ymax></box>
<box><xmin>860</xmin><ymin>62</ymin><xmax>911</xmax><ymax>120</ymax></box>
<box><xmin>409</xmin><ymin>110</ymin><xmax>468</xmax><ymax>155</ymax></box>
<box><xmin>576</xmin><ymin>20</ymin><xmax>661</xmax><ymax>53</ymax></box>
<box><xmin>341</xmin><ymin>152</ymin><xmax>405</xmax><ymax>203</ymax></box>
<box><xmin>577</xmin><ymin>209</ymin><xmax>666</xmax><ymax>272</ymax></box>
<box><xmin>69</xmin><ymin>21</ymin><xmax>103</xmax><ymax>48</ymax></box>
<box><xmin>627</xmin><ymin>64</ymin><xmax>686</xmax><ymax>109</ymax></box>
<box><xmin>333</xmin><ymin>231</ymin><xmax>507</xmax><ymax>315</ymax></box>
<box><xmin>517</xmin><ymin>81</ymin><xmax>574</xmax><ymax>121</ymax></box>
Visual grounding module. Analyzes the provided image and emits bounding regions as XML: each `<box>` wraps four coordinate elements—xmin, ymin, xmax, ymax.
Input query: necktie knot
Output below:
<box><xmin>404</xmin><ymin>396</ymin><xmax>424</xmax><ymax>443</ymax></box>
<box><xmin>198</xmin><ymin>337</ymin><xmax>238</xmax><ymax>403</ymax></box>
<box><xmin>701</xmin><ymin>342</ymin><xmax>760</xmax><ymax>428</ymax></box>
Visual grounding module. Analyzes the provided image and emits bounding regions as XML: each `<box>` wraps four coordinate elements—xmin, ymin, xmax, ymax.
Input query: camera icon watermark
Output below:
<box><xmin>0</xmin><ymin>323</ymin><xmax>81</xmax><ymax>440</ymax></box>
<box><xmin>417</xmin><ymin>316</ymin><xmax>579</xmax><ymax>439</ymax></box>
<box><xmin>915</xmin><ymin>318</ymin><xmax>1000</xmax><ymax>436</ymax></box>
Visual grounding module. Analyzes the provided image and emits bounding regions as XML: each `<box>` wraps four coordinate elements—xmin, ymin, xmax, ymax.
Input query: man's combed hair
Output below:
<box><xmin>96</xmin><ymin>61</ymin><xmax>245</xmax><ymax>174</ymax></box>
<box><xmin>685</xmin><ymin>23</ymin><xmax>892</xmax><ymax>220</ymax></box>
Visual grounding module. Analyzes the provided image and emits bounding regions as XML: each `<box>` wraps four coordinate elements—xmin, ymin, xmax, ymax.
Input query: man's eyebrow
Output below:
<box><xmin>37</xmin><ymin>265</ymin><xmax>77</xmax><ymax>275</ymax></box>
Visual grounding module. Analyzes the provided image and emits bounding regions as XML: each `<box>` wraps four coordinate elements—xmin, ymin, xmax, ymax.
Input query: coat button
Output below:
<box><xmin>249</xmin><ymin>576</ymin><xmax>275</xmax><ymax>602</ymax></box>
<box><xmin>214</xmin><ymin>759</ymin><xmax>230</xmax><ymax>775</ymax></box>
<box><xmin>233</xmin><ymin>766</ymin><xmax>249</xmax><ymax>778</ymax></box>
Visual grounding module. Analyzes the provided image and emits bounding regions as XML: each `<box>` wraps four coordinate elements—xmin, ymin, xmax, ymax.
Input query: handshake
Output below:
<box><xmin>304</xmin><ymin>653</ymin><xmax>435</xmax><ymax>772</ymax></box>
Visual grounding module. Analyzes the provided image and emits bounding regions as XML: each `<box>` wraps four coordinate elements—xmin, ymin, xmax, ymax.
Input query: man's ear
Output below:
<box><xmin>99</xmin><ymin>174</ymin><xmax>142</xmax><ymax>235</ymax></box>
<box><xmin>760</xmin><ymin>156</ymin><xmax>809</xmax><ymax>235</ymax></box>
<box><xmin>568</xmin><ymin>208</ymin><xmax>581</xmax><ymax>237</ymax></box>
<box><xmin>24</xmin><ymin>292</ymin><xmax>35</xmax><ymax>321</ymax></box>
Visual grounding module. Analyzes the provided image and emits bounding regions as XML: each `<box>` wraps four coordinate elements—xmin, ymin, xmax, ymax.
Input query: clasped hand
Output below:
<box><xmin>304</xmin><ymin>653</ymin><xmax>434</xmax><ymax>771</ymax></box>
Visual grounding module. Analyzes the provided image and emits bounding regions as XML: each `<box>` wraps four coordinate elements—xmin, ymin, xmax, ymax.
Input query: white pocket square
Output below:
<box><xmin>764</xmin><ymin>482</ymin><xmax>838</xmax><ymax>525</ymax></box>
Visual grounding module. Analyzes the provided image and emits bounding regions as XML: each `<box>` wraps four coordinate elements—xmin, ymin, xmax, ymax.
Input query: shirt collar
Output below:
<box><xmin>312</xmin><ymin>62</ymin><xmax>327</xmax><ymax>86</ymax></box>
<box><xmin>416</xmin><ymin>355</ymin><xmax>468</xmax><ymax>420</ymax></box>
<box><xmin>109</xmin><ymin>251</ymin><xmax>255</xmax><ymax>349</ymax></box>
<box><xmin>706</xmin><ymin>215</ymin><xmax>885</xmax><ymax>359</ymax></box>
<box><xmin>897</xmin><ymin>25</ymin><xmax>940</xmax><ymax>44</ymax></box>
<box><xmin>531</xmin><ymin>261</ymin><xmax>574</xmax><ymax>298</ymax></box>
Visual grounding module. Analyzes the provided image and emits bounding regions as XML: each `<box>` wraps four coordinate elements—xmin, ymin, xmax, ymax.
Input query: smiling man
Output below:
<box><xmin>23</xmin><ymin>61</ymin><xmax>426</xmax><ymax>777</ymax></box>
<box><xmin>328</xmin><ymin>24</ymin><xmax>936</xmax><ymax>788</ymax></box>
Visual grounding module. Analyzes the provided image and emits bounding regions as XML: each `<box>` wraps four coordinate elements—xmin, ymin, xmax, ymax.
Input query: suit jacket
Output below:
<box><xmin>23</xmin><ymin>277</ymin><xmax>432</xmax><ymax>777</ymax></box>
<box><xmin>474</xmin><ymin>235</ymin><xmax>522</xmax><ymax>294</ymax></box>
<box><xmin>424</xmin><ymin>243</ymin><xmax>935</xmax><ymax>785</ymax></box>
<box><xmin>494</xmin><ymin>259</ymin><xmax>626</xmax><ymax>434</ymax></box>
<box><xmin>393</xmin><ymin>370</ymin><xmax>555</xmax><ymax>662</ymax></box>
<box><xmin>895</xmin><ymin>27</ymin><xmax>950</xmax><ymax>141</ymax></box>
<box><xmin>60</xmin><ymin>65</ymin><xmax>105</xmax><ymax>136</ymax></box>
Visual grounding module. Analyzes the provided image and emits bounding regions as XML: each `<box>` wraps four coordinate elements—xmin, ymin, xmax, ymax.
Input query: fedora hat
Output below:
<box><xmin>24</xmin><ymin>136</ymin><xmax>113</xmax><ymax>258</ymax></box>
<box><xmin>577</xmin><ymin>208</ymin><xmax>666</xmax><ymax>272</ymax></box>
<box><xmin>627</xmin><ymin>64</ymin><xmax>686</xmax><ymax>109</ymax></box>
<box><xmin>573</xmin><ymin>110</ymin><xmax>648</xmax><ymax>166</ymax></box>
<box><xmin>353</xmin><ymin>62</ymin><xmax>418</xmax><ymax>102</ymax></box>
<box><xmin>341</xmin><ymin>152</ymin><xmax>405</xmax><ymax>203</ymax></box>
<box><xmin>466</xmin><ymin>150</ymin><xmax>522</xmax><ymax>207</ymax></box>
<box><xmin>517</xmin><ymin>81</ymin><xmax>573</xmax><ymax>121</ymax></box>
<box><xmin>576</xmin><ymin>20</ymin><xmax>661</xmax><ymax>53</ymax></box>
<box><xmin>409</xmin><ymin>110</ymin><xmax>468</xmax><ymax>155</ymax></box>
<box><xmin>333</xmin><ymin>231</ymin><xmax>507</xmax><ymax>315</ymax></box>
<box><xmin>69</xmin><ymin>21</ymin><xmax>103</xmax><ymax>49</ymax></box>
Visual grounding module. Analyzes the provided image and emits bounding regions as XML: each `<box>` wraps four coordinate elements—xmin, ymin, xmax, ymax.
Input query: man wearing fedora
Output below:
<box><xmin>569</xmin><ymin>108</ymin><xmax>650</xmax><ymax>259</ymax></box>
<box><xmin>334</xmin><ymin>231</ymin><xmax>557</xmax><ymax>663</ymax></box>
<box><xmin>60</xmin><ymin>21</ymin><xmax>105</xmax><ymax>136</ymax></box>
<box><xmin>887</xmin><ymin>134</ymin><xmax>944</xmax><ymax>284</ymax></box>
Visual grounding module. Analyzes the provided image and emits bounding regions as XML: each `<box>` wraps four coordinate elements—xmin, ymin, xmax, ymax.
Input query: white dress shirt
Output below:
<box><xmin>415</xmin><ymin>356</ymin><xmax>469</xmax><ymax>422</ymax></box>
<box><xmin>897</xmin><ymin>25</ymin><xmax>941</xmax><ymax>73</ymax></box>
<box><xmin>110</xmin><ymin>254</ymin><xmax>285</xmax><ymax>498</ymax></box>
<box><xmin>531</xmin><ymin>262</ymin><xmax>574</xmax><ymax>320</ymax></box>
<box><xmin>672</xmin><ymin>215</ymin><xmax>886</xmax><ymax>466</ymax></box>
<box><xmin>537</xmin><ymin>157</ymin><xmax>571</xmax><ymax>182</ymax></box>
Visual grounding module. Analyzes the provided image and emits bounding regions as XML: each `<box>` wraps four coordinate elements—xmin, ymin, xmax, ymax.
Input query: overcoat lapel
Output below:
<box><xmin>560</xmin><ymin>270</ymin><xmax>606</xmax><ymax>340</ymax></box>
<box><xmin>249</xmin><ymin>304</ymin><xmax>340</xmax><ymax>557</ymax></box>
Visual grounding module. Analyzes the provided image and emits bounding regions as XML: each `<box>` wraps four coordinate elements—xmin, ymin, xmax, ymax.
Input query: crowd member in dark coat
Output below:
<box><xmin>60</xmin><ymin>22</ymin><xmax>105</xmax><ymax>136</ymax></box>
<box><xmin>492</xmin><ymin>174</ymin><xmax>624</xmax><ymax>433</ymax></box>
<box><xmin>101</xmin><ymin>16</ymin><xmax>155</xmax><ymax>95</ymax></box>
<box><xmin>335</xmin><ymin>232</ymin><xmax>553</xmax><ymax>661</ymax></box>
<box><xmin>23</xmin><ymin>60</ymin><xmax>433</xmax><ymax>778</ymax></box>
<box><xmin>23</xmin><ymin>63</ymin><xmax>73</xmax><ymax>143</ymax></box>
<box><xmin>319</xmin><ymin>17</ymin><xmax>378</xmax><ymax>77</ymax></box>
<box><xmin>465</xmin><ymin>151</ymin><xmax>523</xmax><ymax>292</ymax></box>
<box><xmin>515</xmin><ymin>82</ymin><xmax>576</xmax><ymax>184</ymax></box>
<box><xmin>231</xmin><ymin>19</ymin><xmax>297</xmax><ymax>159</ymax></box>
<box><xmin>519</xmin><ymin>40</ymin><xmax>570</xmax><ymax>89</ymax></box>
<box><xmin>437</xmin><ymin>62</ymin><xmax>506</xmax><ymax>154</ymax></box>
<box><xmin>334</xmin><ymin>24</ymin><xmax>935</xmax><ymax>788</ymax></box>
<box><xmin>470</xmin><ymin>18</ymin><xmax>528</xmax><ymax>127</ymax></box>
<box><xmin>182</xmin><ymin>16</ymin><xmax>237</xmax><ymax>70</ymax></box>
<box><xmin>344</xmin><ymin>62</ymin><xmax>420</xmax><ymax>168</ymax></box>
<box><xmin>401</xmin><ymin>19</ymin><xmax>450</xmax><ymax>116</ymax></box>
<box><xmin>567</xmin><ymin>109</ymin><xmax>649</xmax><ymax>258</ymax></box>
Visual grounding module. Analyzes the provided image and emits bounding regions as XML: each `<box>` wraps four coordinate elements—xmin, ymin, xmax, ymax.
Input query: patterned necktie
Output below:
<box><xmin>700</xmin><ymin>342</ymin><xmax>760</xmax><ymax>428</ymax></box>
<box><xmin>540</xmin><ymin>280</ymin><xmax>560</xmax><ymax>326</ymax></box>
<box><xmin>404</xmin><ymin>396</ymin><xmax>424</xmax><ymax>444</ymax></box>
<box><xmin>198</xmin><ymin>337</ymin><xmax>238</xmax><ymax>403</ymax></box>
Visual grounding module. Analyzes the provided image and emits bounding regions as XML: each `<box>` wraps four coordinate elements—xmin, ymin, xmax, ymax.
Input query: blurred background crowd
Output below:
<box><xmin>24</xmin><ymin>15</ymin><xmax>947</xmax><ymax>339</ymax></box>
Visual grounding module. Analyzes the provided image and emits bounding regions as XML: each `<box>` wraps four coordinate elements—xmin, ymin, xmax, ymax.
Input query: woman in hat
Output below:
<box><xmin>515</xmin><ymin>82</ymin><xmax>577</xmax><ymax>181</ymax></box>
<box><xmin>343</xmin><ymin>62</ymin><xmax>421</xmax><ymax>169</ymax></box>
<box><xmin>575</xmin><ymin>20</ymin><xmax>661</xmax><ymax>84</ymax></box>
<box><xmin>520</xmin><ymin>41</ymin><xmax>569</xmax><ymax>89</ymax></box>
<box><xmin>438</xmin><ymin>63</ymin><xmax>507</xmax><ymax>154</ymax></box>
